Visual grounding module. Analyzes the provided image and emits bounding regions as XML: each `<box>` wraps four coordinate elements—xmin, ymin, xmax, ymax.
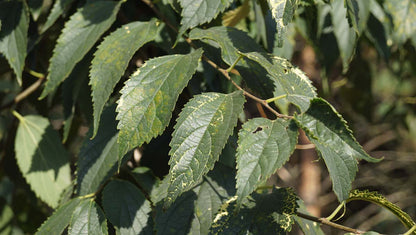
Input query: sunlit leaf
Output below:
<box><xmin>68</xmin><ymin>199</ymin><xmax>107</xmax><ymax>235</ymax></box>
<box><xmin>222</xmin><ymin>0</ymin><xmax>250</xmax><ymax>27</ymax></box>
<box><xmin>267</xmin><ymin>0</ymin><xmax>297</xmax><ymax>47</ymax></box>
<box><xmin>41</xmin><ymin>0</ymin><xmax>75</xmax><ymax>33</ymax></box>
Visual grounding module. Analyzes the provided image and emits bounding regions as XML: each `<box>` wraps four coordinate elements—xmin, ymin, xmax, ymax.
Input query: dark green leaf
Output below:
<box><xmin>0</xmin><ymin>0</ymin><xmax>29</xmax><ymax>85</ymax></box>
<box><xmin>69</xmin><ymin>199</ymin><xmax>107</xmax><ymax>235</ymax></box>
<box><xmin>345</xmin><ymin>0</ymin><xmax>360</xmax><ymax>33</ymax></box>
<box><xmin>102</xmin><ymin>180</ymin><xmax>152</xmax><ymax>235</ymax></box>
<box><xmin>36</xmin><ymin>198</ymin><xmax>82</xmax><ymax>235</ymax></box>
<box><xmin>236</xmin><ymin>118</ymin><xmax>298</xmax><ymax>205</ymax></box>
<box><xmin>130</xmin><ymin>167</ymin><xmax>159</xmax><ymax>197</ymax></box>
<box><xmin>14</xmin><ymin>114</ymin><xmax>71</xmax><ymax>208</ymax></box>
<box><xmin>294</xmin><ymin>98</ymin><xmax>380</xmax><ymax>202</ymax></box>
<box><xmin>165</xmin><ymin>91</ymin><xmax>245</xmax><ymax>208</ymax></box>
<box><xmin>242</xmin><ymin>52</ymin><xmax>316</xmax><ymax>112</ymax></box>
<box><xmin>90</xmin><ymin>19</ymin><xmax>161</xmax><ymax>137</ymax></box>
<box><xmin>384</xmin><ymin>0</ymin><xmax>416</xmax><ymax>45</ymax></box>
<box><xmin>267</xmin><ymin>0</ymin><xmax>297</xmax><ymax>47</ymax></box>
<box><xmin>41</xmin><ymin>0</ymin><xmax>75</xmax><ymax>33</ymax></box>
<box><xmin>294</xmin><ymin>200</ymin><xmax>324</xmax><ymax>235</ymax></box>
<box><xmin>40</xmin><ymin>0</ymin><xmax>121</xmax><ymax>99</ymax></box>
<box><xmin>178</xmin><ymin>0</ymin><xmax>234</xmax><ymax>36</ymax></box>
<box><xmin>210</xmin><ymin>188</ymin><xmax>298</xmax><ymax>234</ymax></box>
<box><xmin>116</xmin><ymin>49</ymin><xmax>203</xmax><ymax>158</ymax></box>
<box><xmin>77</xmin><ymin>106</ymin><xmax>118</xmax><ymax>196</ymax></box>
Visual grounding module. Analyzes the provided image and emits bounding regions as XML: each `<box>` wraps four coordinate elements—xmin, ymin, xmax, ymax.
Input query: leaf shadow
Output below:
<box><xmin>0</xmin><ymin>1</ymin><xmax>23</xmax><ymax>40</ymax></box>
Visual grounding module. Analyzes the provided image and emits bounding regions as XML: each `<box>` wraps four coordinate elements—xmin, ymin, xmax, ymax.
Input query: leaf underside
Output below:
<box><xmin>165</xmin><ymin>91</ymin><xmax>245</xmax><ymax>208</ymax></box>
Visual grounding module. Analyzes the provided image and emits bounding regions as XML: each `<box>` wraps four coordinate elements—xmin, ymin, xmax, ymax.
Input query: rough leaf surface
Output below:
<box><xmin>102</xmin><ymin>180</ymin><xmax>152</xmax><ymax>235</ymax></box>
<box><xmin>0</xmin><ymin>0</ymin><xmax>29</xmax><ymax>85</ymax></box>
<box><xmin>68</xmin><ymin>199</ymin><xmax>107</xmax><ymax>235</ymax></box>
<box><xmin>15</xmin><ymin>115</ymin><xmax>71</xmax><ymax>208</ymax></box>
<box><xmin>165</xmin><ymin>91</ymin><xmax>245</xmax><ymax>208</ymax></box>
<box><xmin>267</xmin><ymin>0</ymin><xmax>297</xmax><ymax>47</ymax></box>
<box><xmin>243</xmin><ymin>52</ymin><xmax>316</xmax><ymax>112</ymax></box>
<box><xmin>116</xmin><ymin>49</ymin><xmax>203</xmax><ymax>158</ymax></box>
<box><xmin>178</xmin><ymin>0</ymin><xmax>233</xmax><ymax>36</ymax></box>
<box><xmin>236</xmin><ymin>118</ymin><xmax>298</xmax><ymax>205</ymax></box>
<box><xmin>294</xmin><ymin>98</ymin><xmax>380</xmax><ymax>202</ymax></box>
<box><xmin>90</xmin><ymin>19</ymin><xmax>160</xmax><ymax>137</ymax></box>
<box><xmin>40</xmin><ymin>1</ymin><xmax>121</xmax><ymax>98</ymax></box>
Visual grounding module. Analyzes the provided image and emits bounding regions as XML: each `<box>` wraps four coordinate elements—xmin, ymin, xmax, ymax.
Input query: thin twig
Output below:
<box><xmin>295</xmin><ymin>144</ymin><xmax>316</xmax><ymax>150</ymax></box>
<box><xmin>296</xmin><ymin>212</ymin><xmax>365</xmax><ymax>234</ymax></box>
<box><xmin>0</xmin><ymin>75</ymin><xmax>45</xmax><ymax>110</ymax></box>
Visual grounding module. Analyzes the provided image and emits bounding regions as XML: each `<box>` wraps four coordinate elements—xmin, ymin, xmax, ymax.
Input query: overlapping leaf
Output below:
<box><xmin>0</xmin><ymin>0</ymin><xmax>29</xmax><ymax>85</ymax></box>
<box><xmin>210</xmin><ymin>188</ymin><xmax>298</xmax><ymax>234</ymax></box>
<box><xmin>77</xmin><ymin>106</ymin><xmax>118</xmax><ymax>196</ymax></box>
<box><xmin>165</xmin><ymin>91</ymin><xmax>245</xmax><ymax>208</ymax></box>
<box><xmin>40</xmin><ymin>1</ymin><xmax>121</xmax><ymax>99</ymax></box>
<box><xmin>14</xmin><ymin>114</ymin><xmax>71</xmax><ymax>208</ymax></box>
<box><xmin>102</xmin><ymin>180</ymin><xmax>152</xmax><ymax>235</ymax></box>
<box><xmin>222</xmin><ymin>0</ymin><xmax>250</xmax><ymax>27</ymax></box>
<box><xmin>242</xmin><ymin>52</ymin><xmax>316</xmax><ymax>112</ymax></box>
<box><xmin>178</xmin><ymin>0</ymin><xmax>233</xmax><ymax>36</ymax></box>
<box><xmin>294</xmin><ymin>98</ymin><xmax>380</xmax><ymax>202</ymax></box>
<box><xmin>116</xmin><ymin>49</ymin><xmax>203</xmax><ymax>158</ymax></box>
<box><xmin>41</xmin><ymin>0</ymin><xmax>75</xmax><ymax>33</ymax></box>
<box><xmin>90</xmin><ymin>19</ymin><xmax>160</xmax><ymax>137</ymax></box>
<box><xmin>267</xmin><ymin>0</ymin><xmax>297</xmax><ymax>47</ymax></box>
<box><xmin>236</xmin><ymin>118</ymin><xmax>298</xmax><ymax>206</ymax></box>
<box><xmin>345</xmin><ymin>0</ymin><xmax>370</xmax><ymax>34</ymax></box>
<box><xmin>36</xmin><ymin>198</ymin><xmax>82</xmax><ymax>235</ymax></box>
<box><xmin>68</xmin><ymin>199</ymin><xmax>107</xmax><ymax>235</ymax></box>
<box><xmin>384</xmin><ymin>0</ymin><xmax>416</xmax><ymax>45</ymax></box>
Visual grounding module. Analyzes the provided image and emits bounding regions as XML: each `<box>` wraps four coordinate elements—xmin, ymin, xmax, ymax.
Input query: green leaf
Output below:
<box><xmin>0</xmin><ymin>0</ymin><xmax>29</xmax><ymax>85</ymax></box>
<box><xmin>130</xmin><ymin>167</ymin><xmax>159</xmax><ymax>197</ymax></box>
<box><xmin>210</xmin><ymin>188</ymin><xmax>298</xmax><ymax>234</ymax></box>
<box><xmin>242</xmin><ymin>52</ymin><xmax>316</xmax><ymax>112</ymax></box>
<box><xmin>331</xmin><ymin>0</ymin><xmax>357</xmax><ymax>72</ymax></box>
<box><xmin>116</xmin><ymin>49</ymin><xmax>203</xmax><ymax>158</ymax></box>
<box><xmin>178</xmin><ymin>0</ymin><xmax>234</xmax><ymax>36</ymax></box>
<box><xmin>267</xmin><ymin>0</ymin><xmax>297</xmax><ymax>47</ymax></box>
<box><xmin>294</xmin><ymin>98</ymin><xmax>380</xmax><ymax>202</ymax></box>
<box><xmin>41</xmin><ymin>0</ymin><xmax>75</xmax><ymax>33</ymax></box>
<box><xmin>102</xmin><ymin>180</ymin><xmax>153</xmax><ymax>235</ymax></box>
<box><xmin>77</xmin><ymin>105</ymin><xmax>118</xmax><ymax>196</ymax></box>
<box><xmin>222</xmin><ymin>0</ymin><xmax>250</xmax><ymax>27</ymax></box>
<box><xmin>36</xmin><ymin>198</ymin><xmax>82</xmax><ymax>235</ymax></box>
<box><xmin>384</xmin><ymin>0</ymin><xmax>416</xmax><ymax>45</ymax></box>
<box><xmin>68</xmin><ymin>199</ymin><xmax>108</xmax><ymax>235</ymax></box>
<box><xmin>40</xmin><ymin>0</ymin><xmax>121</xmax><ymax>99</ymax></box>
<box><xmin>345</xmin><ymin>0</ymin><xmax>370</xmax><ymax>35</ymax></box>
<box><xmin>294</xmin><ymin>200</ymin><xmax>325</xmax><ymax>235</ymax></box>
<box><xmin>14</xmin><ymin>114</ymin><xmax>71</xmax><ymax>208</ymax></box>
<box><xmin>90</xmin><ymin>19</ymin><xmax>160</xmax><ymax>137</ymax></box>
<box><xmin>165</xmin><ymin>91</ymin><xmax>245</xmax><ymax>208</ymax></box>
<box><xmin>0</xmin><ymin>199</ymin><xmax>13</xmax><ymax>234</ymax></box>
<box><xmin>236</xmin><ymin>118</ymin><xmax>298</xmax><ymax>206</ymax></box>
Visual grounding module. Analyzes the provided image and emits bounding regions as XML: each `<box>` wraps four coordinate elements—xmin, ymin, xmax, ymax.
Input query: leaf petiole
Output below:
<box><xmin>266</xmin><ymin>94</ymin><xmax>287</xmax><ymax>103</ymax></box>
<box><xmin>226</xmin><ymin>54</ymin><xmax>244</xmax><ymax>73</ymax></box>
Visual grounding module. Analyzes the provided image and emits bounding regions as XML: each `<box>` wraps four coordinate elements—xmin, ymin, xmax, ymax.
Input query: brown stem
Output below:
<box><xmin>0</xmin><ymin>76</ymin><xmax>45</xmax><ymax>110</ymax></box>
<box><xmin>296</xmin><ymin>212</ymin><xmax>365</xmax><ymax>234</ymax></box>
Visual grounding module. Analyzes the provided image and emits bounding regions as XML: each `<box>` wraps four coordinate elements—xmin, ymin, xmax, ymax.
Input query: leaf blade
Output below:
<box><xmin>267</xmin><ymin>0</ymin><xmax>297</xmax><ymax>47</ymax></box>
<box><xmin>68</xmin><ymin>199</ymin><xmax>108</xmax><ymax>235</ymax></box>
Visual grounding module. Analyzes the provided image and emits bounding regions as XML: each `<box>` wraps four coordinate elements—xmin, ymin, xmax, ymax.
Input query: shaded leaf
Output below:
<box><xmin>130</xmin><ymin>167</ymin><xmax>159</xmax><ymax>197</ymax></box>
<box><xmin>0</xmin><ymin>0</ymin><xmax>29</xmax><ymax>85</ymax></box>
<box><xmin>236</xmin><ymin>118</ymin><xmax>298</xmax><ymax>206</ymax></box>
<box><xmin>36</xmin><ymin>198</ymin><xmax>82</xmax><ymax>235</ymax></box>
<box><xmin>41</xmin><ymin>0</ymin><xmax>75</xmax><ymax>33</ymax></box>
<box><xmin>365</xmin><ymin>14</ymin><xmax>390</xmax><ymax>60</ymax></box>
<box><xmin>178</xmin><ymin>0</ymin><xmax>234</xmax><ymax>36</ymax></box>
<box><xmin>40</xmin><ymin>0</ymin><xmax>121</xmax><ymax>99</ymax></box>
<box><xmin>77</xmin><ymin>105</ymin><xmax>118</xmax><ymax>196</ymax></box>
<box><xmin>69</xmin><ymin>199</ymin><xmax>107</xmax><ymax>235</ymax></box>
<box><xmin>116</xmin><ymin>49</ymin><xmax>203</xmax><ymax>158</ymax></box>
<box><xmin>210</xmin><ymin>188</ymin><xmax>298</xmax><ymax>234</ymax></box>
<box><xmin>384</xmin><ymin>0</ymin><xmax>416</xmax><ymax>45</ymax></box>
<box><xmin>242</xmin><ymin>52</ymin><xmax>316</xmax><ymax>112</ymax></box>
<box><xmin>222</xmin><ymin>0</ymin><xmax>250</xmax><ymax>27</ymax></box>
<box><xmin>14</xmin><ymin>114</ymin><xmax>71</xmax><ymax>208</ymax></box>
<box><xmin>294</xmin><ymin>98</ymin><xmax>380</xmax><ymax>202</ymax></box>
<box><xmin>90</xmin><ymin>19</ymin><xmax>160</xmax><ymax>137</ymax></box>
<box><xmin>0</xmin><ymin>199</ymin><xmax>13</xmax><ymax>235</ymax></box>
<box><xmin>102</xmin><ymin>180</ymin><xmax>153</xmax><ymax>235</ymax></box>
<box><xmin>294</xmin><ymin>200</ymin><xmax>325</xmax><ymax>235</ymax></box>
<box><xmin>267</xmin><ymin>0</ymin><xmax>297</xmax><ymax>47</ymax></box>
<box><xmin>165</xmin><ymin>91</ymin><xmax>245</xmax><ymax>208</ymax></box>
<box><xmin>345</xmin><ymin>0</ymin><xmax>359</xmax><ymax>33</ymax></box>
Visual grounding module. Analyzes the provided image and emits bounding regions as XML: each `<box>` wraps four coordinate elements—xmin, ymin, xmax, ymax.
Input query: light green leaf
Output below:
<box><xmin>178</xmin><ymin>0</ymin><xmax>234</xmax><ymax>36</ymax></box>
<box><xmin>236</xmin><ymin>118</ymin><xmax>298</xmax><ymax>206</ymax></box>
<box><xmin>116</xmin><ymin>49</ymin><xmax>203</xmax><ymax>158</ymax></box>
<box><xmin>36</xmin><ymin>198</ymin><xmax>82</xmax><ymax>235</ymax></box>
<box><xmin>267</xmin><ymin>0</ymin><xmax>297</xmax><ymax>47</ymax></box>
<box><xmin>210</xmin><ymin>188</ymin><xmax>298</xmax><ymax>234</ymax></box>
<box><xmin>294</xmin><ymin>98</ymin><xmax>380</xmax><ymax>202</ymax></box>
<box><xmin>345</xmin><ymin>0</ymin><xmax>370</xmax><ymax>34</ymax></box>
<box><xmin>14</xmin><ymin>114</ymin><xmax>71</xmax><ymax>208</ymax></box>
<box><xmin>331</xmin><ymin>0</ymin><xmax>357</xmax><ymax>72</ymax></box>
<box><xmin>384</xmin><ymin>0</ymin><xmax>416</xmax><ymax>45</ymax></box>
<box><xmin>68</xmin><ymin>199</ymin><xmax>107</xmax><ymax>235</ymax></box>
<box><xmin>0</xmin><ymin>199</ymin><xmax>13</xmax><ymax>234</ymax></box>
<box><xmin>77</xmin><ymin>106</ymin><xmax>118</xmax><ymax>196</ymax></box>
<box><xmin>102</xmin><ymin>180</ymin><xmax>153</xmax><ymax>235</ymax></box>
<box><xmin>0</xmin><ymin>0</ymin><xmax>29</xmax><ymax>85</ymax></box>
<box><xmin>41</xmin><ymin>0</ymin><xmax>75</xmax><ymax>33</ymax></box>
<box><xmin>242</xmin><ymin>52</ymin><xmax>316</xmax><ymax>112</ymax></box>
<box><xmin>165</xmin><ymin>91</ymin><xmax>245</xmax><ymax>208</ymax></box>
<box><xmin>40</xmin><ymin>1</ymin><xmax>121</xmax><ymax>99</ymax></box>
<box><xmin>90</xmin><ymin>19</ymin><xmax>160</xmax><ymax>137</ymax></box>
